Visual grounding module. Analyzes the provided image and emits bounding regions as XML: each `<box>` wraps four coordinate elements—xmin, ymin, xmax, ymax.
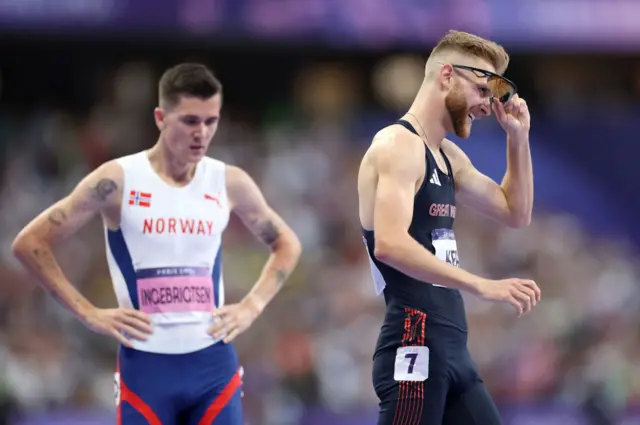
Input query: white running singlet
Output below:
<box><xmin>104</xmin><ymin>152</ymin><xmax>230</xmax><ymax>354</ymax></box>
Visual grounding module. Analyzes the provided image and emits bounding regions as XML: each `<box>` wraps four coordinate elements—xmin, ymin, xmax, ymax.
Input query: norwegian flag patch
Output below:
<box><xmin>129</xmin><ymin>190</ymin><xmax>151</xmax><ymax>208</ymax></box>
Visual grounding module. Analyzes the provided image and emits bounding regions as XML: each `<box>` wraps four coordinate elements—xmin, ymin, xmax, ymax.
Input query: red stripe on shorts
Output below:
<box><xmin>197</xmin><ymin>367</ymin><xmax>242</xmax><ymax>425</ymax></box>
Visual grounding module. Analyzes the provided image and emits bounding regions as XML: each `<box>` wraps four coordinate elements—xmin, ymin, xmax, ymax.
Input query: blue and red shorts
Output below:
<box><xmin>116</xmin><ymin>342</ymin><xmax>242</xmax><ymax>425</ymax></box>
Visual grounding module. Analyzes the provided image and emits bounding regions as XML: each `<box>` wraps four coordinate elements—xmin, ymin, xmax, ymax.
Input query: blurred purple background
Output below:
<box><xmin>1</xmin><ymin>1</ymin><xmax>640</xmax><ymax>425</ymax></box>
<box><xmin>1</xmin><ymin>0</ymin><xmax>639</xmax><ymax>50</ymax></box>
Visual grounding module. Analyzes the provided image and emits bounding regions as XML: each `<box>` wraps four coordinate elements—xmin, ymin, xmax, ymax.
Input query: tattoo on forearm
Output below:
<box><xmin>276</xmin><ymin>269</ymin><xmax>289</xmax><ymax>288</ymax></box>
<box><xmin>33</xmin><ymin>248</ymin><xmax>58</xmax><ymax>271</ymax></box>
<box><xmin>258</xmin><ymin>220</ymin><xmax>281</xmax><ymax>246</ymax></box>
<box><xmin>92</xmin><ymin>179</ymin><xmax>117</xmax><ymax>201</ymax></box>
<box><xmin>47</xmin><ymin>208</ymin><xmax>67</xmax><ymax>226</ymax></box>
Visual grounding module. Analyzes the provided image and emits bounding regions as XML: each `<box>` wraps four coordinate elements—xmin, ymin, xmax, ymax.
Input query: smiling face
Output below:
<box><xmin>427</xmin><ymin>31</ymin><xmax>510</xmax><ymax>139</ymax></box>
<box><xmin>442</xmin><ymin>59</ymin><xmax>495</xmax><ymax>139</ymax></box>
<box><xmin>154</xmin><ymin>94</ymin><xmax>222</xmax><ymax>163</ymax></box>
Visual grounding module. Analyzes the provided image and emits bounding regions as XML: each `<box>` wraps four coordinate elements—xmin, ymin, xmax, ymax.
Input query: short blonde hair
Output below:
<box><xmin>430</xmin><ymin>30</ymin><xmax>509</xmax><ymax>74</ymax></box>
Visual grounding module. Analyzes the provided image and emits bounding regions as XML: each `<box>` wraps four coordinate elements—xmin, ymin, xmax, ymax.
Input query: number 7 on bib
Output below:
<box><xmin>394</xmin><ymin>346</ymin><xmax>430</xmax><ymax>381</ymax></box>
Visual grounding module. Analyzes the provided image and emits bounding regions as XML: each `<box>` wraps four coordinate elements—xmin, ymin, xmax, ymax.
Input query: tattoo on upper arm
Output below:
<box><xmin>47</xmin><ymin>208</ymin><xmax>67</xmax><ymax>226</ymax></box>
<box><xmin>258</xmin><ymin>220</ymin><xmax>281</xmax><ymax>246</ymax></box>
<box><xmin>92</xmin><ymin>179</ymin><xmax>117</xmax><ymax>201</ymax></box>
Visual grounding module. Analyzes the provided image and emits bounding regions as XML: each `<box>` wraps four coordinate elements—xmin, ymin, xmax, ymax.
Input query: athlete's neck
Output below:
<box><xmin>147</xmin><ymin>143</ymin><xmax>197</xmax><ymax>185</ymax></box>
<box><xmin>403</xmin><ymin>81</ymin><xmax>449</xmax><ymax>150</ymax></box>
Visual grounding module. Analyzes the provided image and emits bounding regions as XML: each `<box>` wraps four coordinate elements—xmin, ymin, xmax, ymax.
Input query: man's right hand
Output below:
<box><xmin>82</xmin><ymin>308</ymin><xmax>153</xmax><ymax>347</ymax></box>
<box><xmin>476</xmin><ymin>278</ymin><xmax>541</xmax><ymax>317</ymax></box>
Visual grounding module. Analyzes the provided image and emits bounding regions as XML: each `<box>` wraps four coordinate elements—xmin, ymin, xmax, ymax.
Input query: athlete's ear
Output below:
<box><xmin>439</xmin><ymin>64</ymin><xmax>454</xmax><ymax>90</ymax></box>
<box><xmin>153</xmin><ymin>107</ymin><xmax>166</xmax><ymax>131</ymax></box>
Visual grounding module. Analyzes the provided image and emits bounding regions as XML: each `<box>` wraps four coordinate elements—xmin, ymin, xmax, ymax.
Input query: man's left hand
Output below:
<box><xmin>493</xmin><ymin>94</ymin><xmax>530</xmax><ymax>138</ymax></box>
<box><xmin>208</xmin><ymin>297</ymin><xmax>263</xmax><ymax>343</ymax></box>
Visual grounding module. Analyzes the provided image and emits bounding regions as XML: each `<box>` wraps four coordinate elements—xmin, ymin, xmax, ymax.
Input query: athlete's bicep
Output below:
<box><xmin>226</xmin><ymin>165</ymin><xmax>296</xmax><ymax>249</ymax></box>
<box><xmin>454</xmin><ymin>155</ymin><xmax>511</xmax><ymax>224</ymax></box>
<box><xmin>14</xmin><ymin>162</ymin><xmax>121</xmax><ymax>245</ymax></box>
<box><xmin>372</xmin><ymin>138</ymin><xmax>423</xmax><ymax>249</ymax></box>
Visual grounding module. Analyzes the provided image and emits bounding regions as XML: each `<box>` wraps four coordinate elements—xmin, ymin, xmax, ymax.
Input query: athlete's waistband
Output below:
<box><xmin>383</xmin><ymin>296</ymin><xmax>468</xmax><ymax>333</ymax></box>
<box><xmin>129</xmin><ymin>316</ymin><xmax>222</xmax><ymax>354</ymax></box>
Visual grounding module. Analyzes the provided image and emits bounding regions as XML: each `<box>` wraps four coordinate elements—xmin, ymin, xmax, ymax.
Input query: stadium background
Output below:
<box><xmin>1</xmin><ymin>1</ymin><xmax>640</xmax><ymax>424</ymax></box>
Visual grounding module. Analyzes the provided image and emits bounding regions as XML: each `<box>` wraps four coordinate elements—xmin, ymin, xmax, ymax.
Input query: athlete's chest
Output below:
<box><xmin>120</xmin><ymin>186</ymin><xmax>230</xmax><ymax>255</ymax></box>
<box><xmin>415</xmin><ymin>167</ymin><xmax>456</xmax><ymax>221</ymax></box>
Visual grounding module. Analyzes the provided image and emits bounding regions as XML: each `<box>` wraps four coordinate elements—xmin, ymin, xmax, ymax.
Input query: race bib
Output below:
<box><xmin>394</xmin><ymin>346</ymin><xmax>430</xmax><ymax>381</ymax></box>
<box><xmin>431</xmin><ymin>229</ymin><xmax>459</xmax><ymax>267</ymax></box>
<box><xmin>431</xmin><ymin>229</ymin><xmax>459</xmax><ymax>287</ymax></box>
<box><xmin>136</xmin><ymin>267</ymin><xmax>215</xmax><ymax>315</ymax></box>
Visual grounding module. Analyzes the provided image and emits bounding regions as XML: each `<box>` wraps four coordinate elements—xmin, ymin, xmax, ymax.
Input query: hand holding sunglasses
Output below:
<box><xmin>492</xmin><ymin>93</ymin><xmax>530</xmax><ymax>138</ymax></box>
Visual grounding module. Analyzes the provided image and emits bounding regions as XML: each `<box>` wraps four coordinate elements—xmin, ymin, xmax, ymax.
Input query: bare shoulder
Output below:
<box><xmin>440</xmin><ymin>138</ymin><xmax>472</xmax><ymax>174</ymax></box>
<box><xmin>84</xmin><ymin>160</ymin><xmax>125</xmax><ymax>203</ymax></box>
<box><xmin>365</xmin><ymin>126</ymin><xmax>425</xmax><ymax>176</ymax></box>
<box><xmin>223</xmin><ymin>164</ymin><xmax>296</xmax><ymax>248</ymax></box>
<box><xmin>358</xmin><ymin>126</ymin><xmax>425</xmax><ymax>228</ymax></box>
<box><xmin>51</xmin><ymin>159</ymin><xmax>124</xmax><ymax>212</ymax></box>
<box><xmin>59</xmin><ymin>159</ymin><xmax>125</xmax><ymax>221</ymax></box>
<box><xmin>224</xmin><ymin>164</ymin><xmax>264</xmax><ymax>211</ymax></box>
<box><xmin>14</xmin><ymin>159</ymin><xmax>125</xmax><ymax>243</ymax></box>
<box><xmin>224</xmin><ymin>163</ymin><xmax>249</xmax><ymax>185</ymax></box>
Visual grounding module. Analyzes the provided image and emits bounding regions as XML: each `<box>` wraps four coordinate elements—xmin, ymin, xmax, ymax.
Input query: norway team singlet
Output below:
<box><xmin>104</xmin><ymin>151</ymin><xmax>243</xmax><ymax>425</ymax></box>
<box><xmin>105</xmin><ymin>151</ymin><xmax>230</xmax><ymax>354</ymax></box>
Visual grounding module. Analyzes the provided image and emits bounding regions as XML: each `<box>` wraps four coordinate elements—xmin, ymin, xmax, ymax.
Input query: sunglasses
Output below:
<box><xmin>451</xmin><ymin>64</ymin><xmax>517</xmax><ymax>105</ymax></box>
